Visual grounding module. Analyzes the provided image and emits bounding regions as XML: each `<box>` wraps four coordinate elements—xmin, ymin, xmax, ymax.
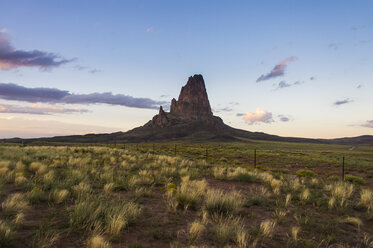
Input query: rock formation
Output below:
<box><xmin>144</xmin><ymin>74</ymin><xmax>221</xmax><ymax>128</ymax></box>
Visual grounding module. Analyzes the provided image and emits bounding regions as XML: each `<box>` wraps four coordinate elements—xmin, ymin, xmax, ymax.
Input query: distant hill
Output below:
<box><xmin>2</xmin><ymin>75</ymin><xmax>372</xmax><ymax>146</ymax></box>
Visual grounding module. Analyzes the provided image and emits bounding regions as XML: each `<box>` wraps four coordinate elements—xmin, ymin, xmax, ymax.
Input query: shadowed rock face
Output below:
<box><xmin>170</xmin><ymin>74</ymin><xmax>213</xmax><ymax>119</ymax></box>
<box><xmin>145</xmin><ymin>74</ymin><xmax>220</xmax><ymax>128</ymax></box>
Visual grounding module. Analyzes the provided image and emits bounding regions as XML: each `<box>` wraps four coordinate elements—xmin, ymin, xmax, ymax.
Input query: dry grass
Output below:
<box><xmin>175</xmin><ymin>177</ymin><xmax>206</xmax><ymax>210</ymax></box>
<box><xmin>2</xmin><ymin>193</ymin><xmax>28</xmax><ymax>215</ymax></box>
<box><xmin>87</xmin><ymin>235</ymin><xmax>110</xmax><ymax>248</ymax></box>
<box><xmin>188</xmin><ymin>220</ymin><xmax>205</xmax><ymax>243</ymax></box>
<box><xmin>259</xmin><ymin>219</ymin><xmax>276</xmax><ymax>238</ymax></box>
<box><xmin>204</xmin><ymin>189</ymin><xmax>243</xmax><ymax>216</ymax></box>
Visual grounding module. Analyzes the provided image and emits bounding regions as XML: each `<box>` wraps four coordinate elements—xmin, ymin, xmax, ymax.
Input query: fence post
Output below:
<box><xmin>254</xmin><ymin>149</ymin><xmax>257</xmax><ymax>168</ymax></box>
<box><xmin>342</xmin><ymin>156</ymin><xmax>345</xmax><ymax>181</ymax></box>
<box><xmin>153</xmin><ymin>144</ymin><xmax>155</xmax><ymax>154</ymax></box>
<box><xmin>136</xmin><ymin>144</ymin><xmax>138</xmax><ymax>151</ymax></box>
<box><xmin>174</xmin><ymin>144</ymin><xmax>176</xmax><ymax>156</ymax></box>
<box><xmin>205</xmin><ymin>147</ymin><xmax>208</xmax><ymax>162</ymax></box>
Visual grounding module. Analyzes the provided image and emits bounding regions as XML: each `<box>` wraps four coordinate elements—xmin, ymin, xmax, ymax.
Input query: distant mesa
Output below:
<box><xmin>3</xmin><ymin>74</ymin><xmax>373</xmax><ymax>145</ymax></box>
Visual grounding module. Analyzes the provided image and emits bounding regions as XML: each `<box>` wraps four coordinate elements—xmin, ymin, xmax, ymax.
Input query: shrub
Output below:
<box><xmin>86</xmin><ymin>235</ymin><xmax>110</xmax><ymax>248</ymax></box>
<box><xmin>175</xmin><ymin>177</ymin><xmax>206</xmax><ymax>210</ymax></box>
<box><xmin>212</xmin><ymin>216</ymin><xmax>242</xmax><ymax>246</ymax></box>
<box><xmin>2</xmin><ymin>193</ymin><xmax>28</xmax><ymax>215</ymax></box>
<box><xmin>188</xmin><ymin>220</ymin><xmax>205</xmax><ymax>243</ymax></box>
<box><xmin>360</xmin><ymin>189</ymin><xmax>373</xmax><ymax>211</ymax></box>
<box><xmin>344</xmin><ymin>175</ymin><xmax>366</xmax><ymax>185</ymax></box>
<box><xmin>259</xmin><ymin>219</ymin><xmax>276</xmax><ymax>238</ymax></box>
<box><xmin>204</xmin><ymin>189</ymin><xmax>243</xmax><ymax>216</ymax></box>
<box><xmin>296</xmin><ymin>169</ymin><xmax>316</xmax><ymax>178</ymax></box>
<box><xmin>0</xmin><ymin>220</ymin><xmax>13</xmax><ymax>247</ymax></box>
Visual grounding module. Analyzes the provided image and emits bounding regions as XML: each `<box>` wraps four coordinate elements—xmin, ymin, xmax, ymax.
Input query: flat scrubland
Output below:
<box><xmin>0</xmin><ymin>144</ymin><xmax>372</xmax><ymax>247</ymax></box>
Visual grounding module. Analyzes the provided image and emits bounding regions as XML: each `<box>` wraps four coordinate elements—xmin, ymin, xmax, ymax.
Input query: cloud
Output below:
<box><xmin>357</xmin><ymin>84</ymin><xmax>363</xmax><ymax>89</ymax></box>
<box><xmin>0</xmin><ymin>117</ymin><xmax>120</xmax><ymax>139</ymax></box>
<box><xmin>236</xmin><ymin>113</ymin><xmax>245</xmax><ymax>117</ymax></box>
<box><xmin>74</xmin><ymin>65</ymin><xmax>101</xmax><ymax>74</ymax></box>
<box><xmin>278</xmin><ymin>114</ymin><xmax>291</xmax><ymax>122</ymax></box>
<box><xmin>362</xmin><ymin>120</ymin><xmax>373</xmax><ymax>128</ymax></box>
<box><xmin>310</xmin><ymin>76</ymin><xmax>315</xmax><ymax>81</ymax></box>
<box><xmin>213</xmin><ymin>107</ymin><xmax>233</xmax><ymax>113</ymax></box>
<box><xmin>256</xmin><ymin>56</ymin><xmax>297</xmax><ymax>82</ymax></box>
<box><xmin>274</xmin><ymin>80</ymin><xmax>303</xmax><ymax>90</ymax></box>
<box><xmin>0</xmin><ymin>103</ymin><xmax>88</xmax><ymax>115</ymax></box>
<box><xmin>0</xmin><ymin>82</ymin><xmax>166</xmax><ymax>109</ymax></box>
<box><xmin>328</xmin><ymin>43</ymin><xmax>338</xmax><ymax>50</ymax></box>
<box><xmin>243</xmin><ymin>108</ymin><xmax>274</xmax><ymax>124</ymax></box>
<box><xmin>0</xmin><ymin>30</ymin><xmax>72</xmax><ymax>70</ymax></box>
<box><xmin>146</xmin><ymin>27</ymin><xmax>153</xmax><ymax>33</ymax></box>
<box><xmin>333</xmin><ymin>98</ymin><xmax>353</xmax><ymax>106</ymax></box>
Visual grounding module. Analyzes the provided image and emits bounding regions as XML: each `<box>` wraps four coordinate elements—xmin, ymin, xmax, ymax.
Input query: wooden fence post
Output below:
<box><xmin>174</xmin><ymin>144</ymin><xmax>176</xmax><ymax>156</ymax></box>
<box><xmin>254</xmin><ymin>149</ymin><xmax>257</xmax><ymax>168</ymax></box>
<box><xmin>205</xmin><ymin>147</ymin><xmax>208</xmax><ymax>162</ymax></box>
<box><xmin>342</xmin><ymin>156</ymin><xmax>345</xmax><ymax>181</ymax></box>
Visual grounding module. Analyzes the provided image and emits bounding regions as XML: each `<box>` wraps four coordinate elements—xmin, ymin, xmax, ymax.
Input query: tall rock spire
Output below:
<box><xmin>170</xmin><ymin>74</ymin><xmax>213</xmax><ymax>119</ymax></box>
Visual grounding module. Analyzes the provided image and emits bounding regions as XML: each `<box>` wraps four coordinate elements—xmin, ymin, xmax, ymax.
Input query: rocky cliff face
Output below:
<box><xmin>170</xmin><ymin>74</ymin><xmax>213</xmax><ymax>119</ymax></box>
<box><xmin>145</xmin><ymin>74</ymin><xmax>219</xmax><ymax>128</ymax></box>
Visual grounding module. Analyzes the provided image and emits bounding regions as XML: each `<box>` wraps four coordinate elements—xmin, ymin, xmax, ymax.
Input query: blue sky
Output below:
<box><xmin>0</xmin><ymin>0</ymin><xmax>372</xmax><ymax>138</ymax></box>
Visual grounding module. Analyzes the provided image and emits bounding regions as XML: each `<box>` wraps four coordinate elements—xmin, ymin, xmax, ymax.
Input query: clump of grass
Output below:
<box><xmin>299</xmin><ymin>188</ymin><xmax>311</xmax><ymax>203</ymax></box>
<box><xmin>175</xmin><ymin>177</ymin><xmax>206</xmax><ymax>210</ymax></box>
<box><xmin>72</xmin><ymin>182</ymin><xmax>92</xmax><ymax>198</ymax></box>
<box><xmin>291</xmin><ymin>226</ymin><xmax>300</xmax><ymax>241</ymax></box>
<box><xmin>0</xmin><ymin>220</ymin><xmax>13</xmax><ymax>247</ymax></box>
<box><xmin>28</xmin><ymin>187</ymin><xmax>46</xmax><ymax>204</ymax></box>
<box><xmin>259</xmin><ymin>219</ymin><xmax>276</xmax><ymax>238</ymax></box>
<box><xmin>212</xmin><ymin>216</ymin><xmax>242</xmax><ymax>246</ymax></box>
<box><xmin>86</xmin><ymin>235</ymin><xmax>110</xmax><ymax>248</ymax></box>
<box><xmin>51</xmin><ymin>189</ymin><xmax>70</xmax><ymax>204</ymax></box>
<box><xmin>227</xmin><ymin>167</ymin><xmax>257</xmax><ymax>183</ymax></box>
<box><xmin>2</xmin><ymin>193</ymin><xmax>28</xmax><ymax>215</ymax></box>
<box><xmin>212</xmin><ymin>167</ymin><xmax>226</xmax><ymax>179</ymax></box>
<box><xmin>285</xmin><ymin>193</ymin><xmax>291</xmax><ymax>207</ymax></box>
<box><xmin>296</xmin><ymin>169</ymin><xmax>316</xmax><ymax>178</ymax></box>
<box><xmin>188</xmin><ymin>220</ymin><xmax>205</xmax><ymax>243</ymax></box>
<box><xmin>272</xmin><ymin>209</ymin><xmax>287</xmax><ymax>223</ymax></box>
<box><xmin>13</xmin><ymin>212</ymin><xmax>25</xmax><ymax>226</ymax></box>
<box><xmin>204</xmin><ymin>189</ymin><xmax>243</xmax><ymax>216</ymax></box>
<box><xmin>345</xmin><ymin>175</ymin><xmax>366</xmax><ymax>185</ymax></box>
<box><xmin>343</xmin><ymin>217</ymin><xmax>363</xmax><ymax>231</ymax></box>
<box><xmin>360</xmin><ymin>188</ymin><xmax>373</xmax><ymax>211</ymax></box>
<box><xmin>14</xmin><ymin>175</ymin><xmax>28</xmax><ymax>186</ymax></box>
<box><xmin>326</xmin><ymin>182</ymin><xmax>354</xmax><ymax>209</ymax></box>
<box><xmin>103</xmin><ymin>183</ymin><xmax>115</xmax><ymax>194</ymax></box>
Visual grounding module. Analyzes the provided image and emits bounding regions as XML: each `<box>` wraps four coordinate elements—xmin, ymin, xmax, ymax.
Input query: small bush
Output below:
<box><xmin>296</xmin><ymin>169</ymin><xmax>316</xmax><ymax>178</ymax></box>
<box><xmin>0</xmin><ymin>220</ymin><xmax>13</xmax><ymax>247</ymax></box>
<box><xmin>204</xmin><ymin>189</ymin><xmax>243</xmax><ymax>216</ymax></box>
<box><xmin>175</xmin><ymin>177</ymin><xmax>206</xmax><ymax>210</ymax></box>
<box><xmin>345</xmin><ymin>175</ymin><xmax>366</xmax><ymax>185</ymax></box>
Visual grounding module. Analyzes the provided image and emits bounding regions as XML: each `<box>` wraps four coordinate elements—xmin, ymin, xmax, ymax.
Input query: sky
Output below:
<box><xmin>0</xmin><ymin>0</ymin><xmax>372</xmax><ymax>139</ymax></box>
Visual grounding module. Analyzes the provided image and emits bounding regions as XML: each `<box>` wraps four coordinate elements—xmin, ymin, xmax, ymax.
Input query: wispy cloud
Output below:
<box><xmin>243</xmin><ymin>108</ymin><xmax>274</xmax><ymax>124</ymax></box>
<box><xmin>362</xmin><ymin>120</ymin><xmax>373</xmax><ymax>128</ymax></box>
<box><xmin>0</xmin><ymin>29</ymin><xmax>72</xmax><ymax>70</ymax></box>
<box><xmin>146</xmin><ymin>27</ymin><xmax>153</xmax><ymax>33</ymax></box>
<box><xmin>274</xmin><ymin>80</ymin><xmax>303</xmax><ymax>90</ymax></box>
<box><xmin>256</xmin><ymin>56</ymin><xmax>297</xmax><ymax>82</ymax></box>
<box><xmin>310</xmin><ymin>76</ymin><xmax>316</xmax><ymax>81</ymax></box>
<box><xmin>333</xmin><ymin>98</ymin><xmax>353</xmax><ymax>106</ymax></box>
<box><xmin>236</xmin><ymin>113</ymin><xmax>245</xmax><ymax>117</ymax></box>
<box><xmin>278</xmin><ymin>114</ymin><xmax>291</xmax><ymax>122</ymax></box>
<box><xmin>328</xmin><ymin>43</ymin><xmax>338</xmax><ymax>50</ymax></box>
<box><xmin>0</xmin><ymin>103</ymin><xmax>88</xmax><ymax>115</ymax></box>
<box><xmin>357</xmin><ymin>84</ymin><xmax>363</xmax><ymax>89</ymax></box>
<box><xmin>0</xmin><ymin>82</ymin><xmax>166</xmax><ymax>109</ymax></box>
<box><xmin>213</xmin><ymin>107</ymin><xmax>233</xmax><ymax>113</ymax></box>
<box><xmin>74</xmin><ymin>65</ymin><xmax>101</xmax><ymax>74</ymax></box>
